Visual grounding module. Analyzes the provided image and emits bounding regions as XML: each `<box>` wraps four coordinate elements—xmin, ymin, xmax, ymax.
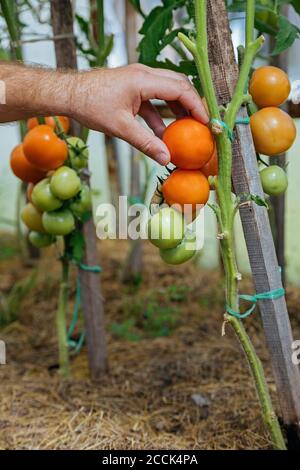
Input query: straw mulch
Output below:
<box><xmin>1</xmin><ymin>238</ymin><xmax>300</xmax><ymax>450</ymax></box>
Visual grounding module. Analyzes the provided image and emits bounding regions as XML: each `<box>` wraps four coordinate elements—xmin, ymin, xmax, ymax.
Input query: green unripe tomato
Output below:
<box><xmin>29</xmin><ymin>231</ymin><xmax>55</xmax><ymax>248</ymax></box>
<box><xmin>159</xmin><ymin>232</ymin><xmax>197</xmax><ymax>265</ymax></box>
<box><xmin>148</xmin><ymin>207</ymin><xmax>185</xmax><ymax>250</ymax></box>
<box><xmin>67</xmin><ymin>136</ymin><xmax>89</xmax><ymax>169</ymax></box>
<box><xmin>42</xmin><ymin>209</ymin><xmax>75</xmax><ymax>236</ymax></box>
<box><xmin>260</xmin><ymin>165</ymin><xmax>288</xmax><ymax>196</ymax></box>
<box><xmin>32</xmin><ymin>178</ymin><xmax>63</xmax><ymax>212</ymax></box>
<box><xmin>70</xmin><ymin>184</ymin><xmax>92</xmax><ymax>217</ymax></box>
<box><xmin>50</xmin><ymin>166</ymin><xmax>81</xmax><ymax>200</ymax></box>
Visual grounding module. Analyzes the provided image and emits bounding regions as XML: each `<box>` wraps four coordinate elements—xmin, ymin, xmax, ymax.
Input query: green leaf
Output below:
<box><xmin>291</xmin><ymin>0</ymin><xmax>300</xmax><ymax>15</ymax></box>
<box><xmin>75</xmin><ymin>13</ymin><xmax>90</xmax><ymax>39</ymax></box>
<box><xmin>138</xmin><ymin>1</ymin><xmax>185</xmax><ymax>65</ymax></box>
<box><xmin>271</xmin><ymin>15</ymin><xmax>300</xmax><ymax>55</ymax></box>
<box><xmin>250</xmin><ymin>194</ymin><xmax>269</xmax><ymax>209</ymax></box>
<box><xmin>128</xmin><ymin>0</ymin><xmax>145</xmax><ymax>17</ymax></box>
<box><xmin>68</xmin><ymin>231</ymin><xmax>86</xmax><ymax>264</ymax></box>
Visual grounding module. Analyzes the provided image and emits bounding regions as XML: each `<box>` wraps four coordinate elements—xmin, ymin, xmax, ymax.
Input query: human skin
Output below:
<box><xmin>0</xmin><ymin>62</ymin><xmax>209</xmax><ymax>165</ymax></box>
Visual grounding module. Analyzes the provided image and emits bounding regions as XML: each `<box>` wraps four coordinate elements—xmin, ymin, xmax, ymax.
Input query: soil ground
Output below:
<box><xmin>1</xmin><ymin>236</ymin><xmax>300</xmax><ymax>450</ymax></box>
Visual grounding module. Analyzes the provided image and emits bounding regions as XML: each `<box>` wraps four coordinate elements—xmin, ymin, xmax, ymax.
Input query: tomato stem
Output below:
<box><xmin>246</xmin><ymin>0</ymin><xmax>255</xmax><ymax>48</ymax></box>
<box><xmin>179</xmin><ymin>0</ymin><xmax>286</xmax><ymax>450</ymax></box>
<box><xmin>56</xmin><ymin>256</ymin><xmax>70</xmax><ymax>377</ymax></box>
<box><xmin>53</xmin><ymin>116</ymin><xmax>66</xmax><ymax>138</ymax></box>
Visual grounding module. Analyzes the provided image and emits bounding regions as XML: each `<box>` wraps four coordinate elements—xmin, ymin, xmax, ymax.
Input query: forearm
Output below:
<box><xmin>0</xmin><ymin>62</ymin><xmax>74</xmax><ymax>122</ymax></box>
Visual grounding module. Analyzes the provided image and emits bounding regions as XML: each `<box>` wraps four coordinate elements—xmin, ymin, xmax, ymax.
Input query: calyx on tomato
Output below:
<box><xmin>67</xmin><ymin>137</ymin><xmax>89</xmax><ymax>170</ymax></box>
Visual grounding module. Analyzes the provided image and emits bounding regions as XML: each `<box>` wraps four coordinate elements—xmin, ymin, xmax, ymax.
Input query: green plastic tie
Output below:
<box><xmin>210</xmin><ymin>117</ymin><xmax>250</xmax><ymax>142</ymax></box>
<box><xmin>79</xmin><ymin>263</ymin><xmax>102</xmax><ymax>273</ymax></box>
<box><xmin>226</xmin><ymin>287</ymin><xmax>285</xmax><ymax>319</ymax></box>
<box><xmin>235</xmin><ymin>117</ymin><xmax>250</xmax><ymax>125</ymax></box>
<box><xmin>211</xmin><ymin>119</ymin><xmax>233</xmax><ymax>141</ymax></box>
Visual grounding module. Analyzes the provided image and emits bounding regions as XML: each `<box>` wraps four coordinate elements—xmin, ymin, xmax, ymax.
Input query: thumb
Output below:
<box><xmin>120</xmin><ymin>117</ymin><xmax>170</xmax><ymax>165</ymax></box>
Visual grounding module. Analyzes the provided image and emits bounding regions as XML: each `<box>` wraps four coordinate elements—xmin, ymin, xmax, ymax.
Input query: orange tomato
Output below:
<box><xmin>10</xmin><ymin>144</ymin><xmax>46</xmax><ymax>184</ymax></box>
<box><xmin>201</xmin><ymin>147</ymin><xmax>218</xmax><ymax>179</ymax></box>
<box><xmin>163</xmin><ymin>117</ymin><xmax>215</xmax><ymax>170</ymax></box>
<box><xmin>250</xmin><ymin>107</ymin><xmax>296</xmax><ymax>156</ymax></box>
<box><xmin>162</xmin><ymin>169</ymin><xmax>210</xmax><ymax>214</ymax></box>
<box><xmin>27</xmin><ymin>116</ymin><xmax>70</xmax><ymax>133</ymax></box>
<box><xmin>21</xmin><ymin>203</ymin><xmax>45</xmax><ymax>233</ymax></box>
<box><xmin>23</xmin><ymin>125</ymin><xmax>68</xmax><ymax>171</ymax></box>
<box><xmin>249</xmin><ymin>66</ymin><xmax>291</xmax><ymax>108</ymax></box>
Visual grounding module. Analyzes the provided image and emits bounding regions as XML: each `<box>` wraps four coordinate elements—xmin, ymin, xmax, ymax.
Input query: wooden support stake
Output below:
<box><xmin>121</xmin><ymin>0</ymin><xmax>143</xmax><ymax>283</ymax></box>
<box><xmin>207</xmin><ymin>0</ymin><xmax>300</xmax><ymax>446</ymax></box>
<box><xmin>50</xmin><ymin>0</ymin><xmax>108</xmax><ymax>379</ymax></box>
<box><xmin>270</xmin><ymin>30</ymin><xmax>289</xmax><ymax>286</ymax></box>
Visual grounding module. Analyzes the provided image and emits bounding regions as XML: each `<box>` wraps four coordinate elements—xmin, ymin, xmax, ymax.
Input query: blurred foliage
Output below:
<box><xmin>111</xmin><ymin>284</ymin><xmax>191</xmax><ymax>341</ymax></box>
<box><xmin>0</xmin><ymin>270</ymin><xmax>37</xmax><ymax>326</ymax></box>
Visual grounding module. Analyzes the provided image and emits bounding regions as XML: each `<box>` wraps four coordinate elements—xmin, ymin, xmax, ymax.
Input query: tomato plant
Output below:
<box><xmin>249</xmin><ymin>66</ymin><xmax>291</xmax><ymax>108</ymax></box>
<box><xmin>32</xmin><ymin>178</ymin><xmax>63</xmax><ymax>212</ymax></box>
<box><xmin>21</xmin><ymin>203</ymin><xmax>45</xmax><ymax>233</ymax></box>
<box><xmin>10</xmin><ymin>144</ymin><xmax>46</xmax><ymax>184</ymax></box>
<box><xmin>29</xmin><ymin>231</ymin><xmax>55</xmax><ymax>248</ymax></box>
<box><xmin>260</xmin><ymin>165</ymin><xmax>288</xmax><ymax>196</ymax></box>
<box><xmin>250</xmin><ymin>107</ymin><xmax>296</xmax><ymax>156</ymax></box>
<box><xmin>163</xmin><ymin>117</ymin><xmax>215</xmax><ymax>170</ymax></box>
<box><xmin>50</xmin><ymin>166</ymin><xmax>81</xmax><ymax>200</ymax></box>
<box><xmin>42</xmin><ymin>209</ymin><xmax>75</xmax><ymax>236</ymax></box>
<box><xmin>159</xmin><ymin>232</ymin><xmax>197</xmax><ymax>265</ymax></box>
<box><xmin>134</xmin><ymin>0</ymin><xmax>292</xmax><ymax>449</ymax></box>
<box><xmin>23</xmin><ymin>125</ymin><xmax>68</xmax><ymax>171</ymax></box>
<box><xmin>27</xmin><ymin>116</ymin><xmax>70</xmax><ymax>133</ymax></box>
<box><xmin>162</xmin><ymin>169</ymin><xmax>210</xmax><ymax>213</ymax></box>
<box><xmin>148</xmin><ymin>207</ymin><xmax>185</xmax><ymax>250</ymax></box>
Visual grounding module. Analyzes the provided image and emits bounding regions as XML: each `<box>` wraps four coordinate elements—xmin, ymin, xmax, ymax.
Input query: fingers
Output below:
<box><xmin>134</xmin><ymin>65</ymin><xmax>209</xmax><ymax>124</ymax></box>
<box><xmin>167</xmin><ymin>101</ymin><xmax>189</xmax><ymax>119</ymax></box>
<box><xmin>118</xmin><ymin>113</ymin><xmax>170</xmax><ymax>165</ymax></box>
<box><xmin>139</xmin><ymin>101</ymin><xmax>166</xmax><ymax>138</ymax></box>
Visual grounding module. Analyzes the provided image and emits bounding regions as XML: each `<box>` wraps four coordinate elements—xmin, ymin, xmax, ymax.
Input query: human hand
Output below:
<box><xmin>69</xmin><ymin>64</ymin><xmax>209</xmax><ymax>165</ymax></box>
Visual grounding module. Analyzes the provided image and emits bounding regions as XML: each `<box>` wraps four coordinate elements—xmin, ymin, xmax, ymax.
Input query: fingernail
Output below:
<box><xmin>157</xmin><ymin>153</ymin><xmax>170</xmax><ymax>166</ymax></box>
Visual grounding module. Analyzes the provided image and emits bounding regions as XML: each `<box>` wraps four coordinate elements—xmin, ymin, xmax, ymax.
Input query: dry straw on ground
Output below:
<box><xmin>1</xmin><ymin>239</ymin><xmax>299</xmax><ymax>450</ymax></box>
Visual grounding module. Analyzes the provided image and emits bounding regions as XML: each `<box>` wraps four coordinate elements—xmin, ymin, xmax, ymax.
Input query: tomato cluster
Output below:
<box><xmin>11</xmin><ymin>116</ymin><xmax>92</xmax><ymax>248</ymax></box>
<box><xmin>249</xmin><ymin>66</ymin><xmax>295</xmax><ymax>196</ymax></box>
<box><xmin>147</xmin><ymin>117</ymin><xmax>216</xmax><ymax>265</ymax></box>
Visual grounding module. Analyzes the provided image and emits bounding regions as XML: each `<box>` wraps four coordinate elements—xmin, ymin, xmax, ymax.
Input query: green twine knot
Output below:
<box><xmin>210</xmin><ymin>117</ymin><xmax>250</xmax><ymax>142</ymax></box>
<box><xmin>211</xmin><ymin>119</ymin><xmax>233</xmax><ymax>141</ymax></box>
<box><xmin>79</xmin><ymin>263</ymin><xmax>102</xmax><ymax>273</ymax></box>
<box><xmin>226</xmin><ymin>287</ymin><xmax>285</xmax><ymax>319</ymax></box>
<box><xmin>235</xmin><ymin>117</ymin><xmax>250</xmax><ymax>125</ymax></box>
